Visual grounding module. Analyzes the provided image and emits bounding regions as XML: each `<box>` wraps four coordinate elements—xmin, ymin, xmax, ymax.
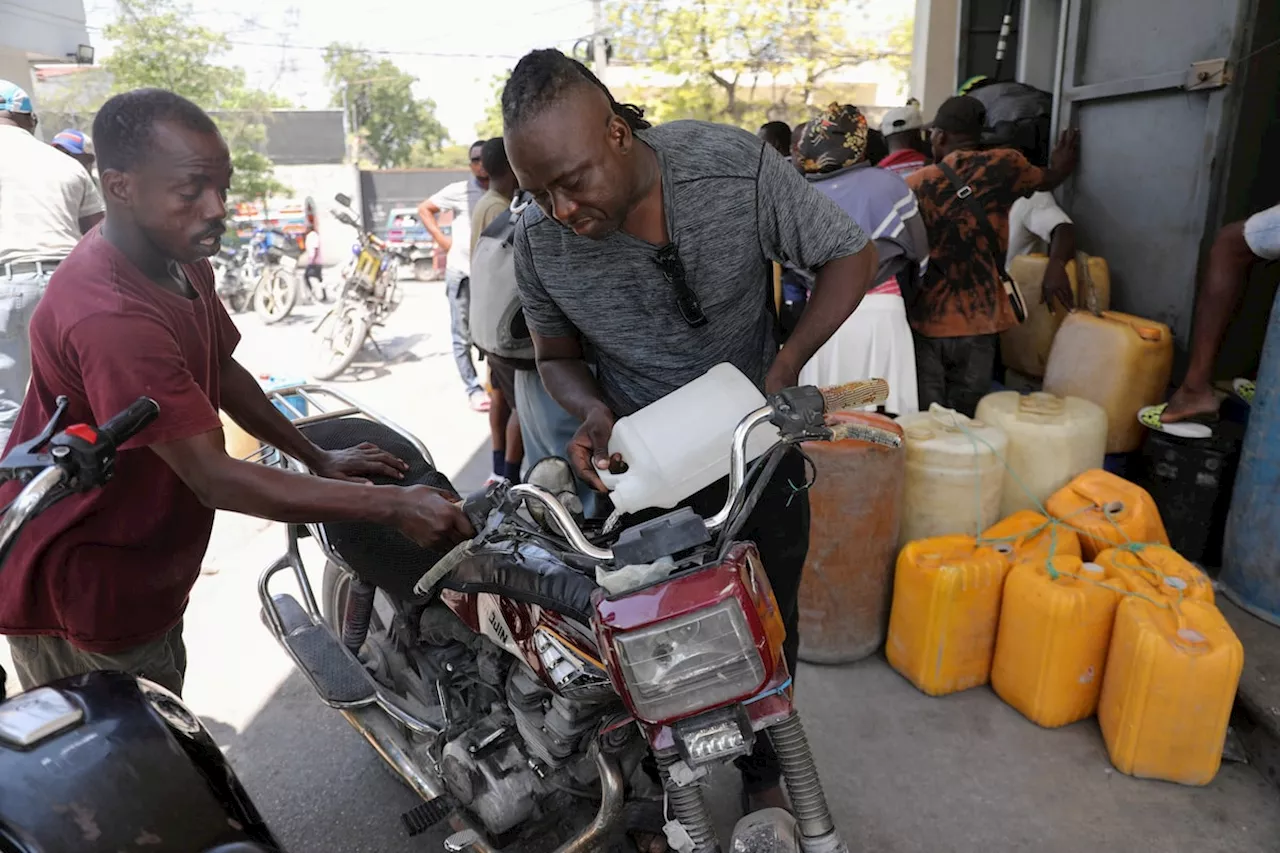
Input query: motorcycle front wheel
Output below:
<box><xmin>311</xmin><ymin>305</ymin><xmax>369</xmax><ymax>380</ymax></box>
<box><xmin>254</xmin><ymin>268</ymin><xmax>299</xmax><ymax>324</ymax></box>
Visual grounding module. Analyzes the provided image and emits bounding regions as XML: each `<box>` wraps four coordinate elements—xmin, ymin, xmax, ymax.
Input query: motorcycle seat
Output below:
<box><xmin>298</xmin><ymin>417</ymin><xmax>461</xmax><ymax>600</ymax></box>
<box><xmin>442</xmin><ymin>540</ymin><xmax>597</xmax><ymax>626</ymax></box>
<box><xmin>296</xmin><ymin>418</ymin><xmax>599</xmax><ymax>623</ymax></box>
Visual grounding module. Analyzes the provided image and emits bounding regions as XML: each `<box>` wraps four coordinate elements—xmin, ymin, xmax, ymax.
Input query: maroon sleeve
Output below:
<box><xmin>70</xmin><ymin>313</ymin><xmax>222</xmax><ymax>451</ymax></box>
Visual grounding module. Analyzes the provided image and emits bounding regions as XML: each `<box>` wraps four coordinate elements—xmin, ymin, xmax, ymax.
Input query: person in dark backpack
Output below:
<box><xmin>471</xmin><ymin>138</ymin><xmax>524</xmax><ymax>483</ymax></box>
<box><xmin>907</xmin><ymin>95</ymin><xmax>1078</xmax><ymax>415</ymax></box>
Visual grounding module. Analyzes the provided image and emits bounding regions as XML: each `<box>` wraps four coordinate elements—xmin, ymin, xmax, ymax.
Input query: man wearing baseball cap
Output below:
<box><xmin>906</xmin><ymin>94</ymin><xmax>1078</xmax><ymax>415</ymax></box>
<box><xmin>51</xmin><ymin>128</ymin><xmax>96</xmax><ymax>174</ymax></box>
<box><xmin>0</xmin><ymin>81</ymin><xmax>104</xmax><ymax>447</ymax></box>
<box><xmin>878</xmin><ymin>103</ymin><xmax>929</xmax><ymax>178</ymax></box>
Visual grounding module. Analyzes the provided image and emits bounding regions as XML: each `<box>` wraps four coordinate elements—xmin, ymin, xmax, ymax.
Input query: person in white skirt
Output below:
<box><xmin>794</xmin><ymin>103</ymin><xmax>929</xmax><ymax>416</ymax></box>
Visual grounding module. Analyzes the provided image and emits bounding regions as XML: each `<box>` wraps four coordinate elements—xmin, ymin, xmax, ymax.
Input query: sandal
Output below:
<box><xmin>1233</xmin><ymin>378</ymin><xmax>1256</xmax><ymax>405</ymax></box>
<box><xmin>1138</xmin><ymin>404</ymin><xmax>1215</xmax><ymax>439</ymax></box>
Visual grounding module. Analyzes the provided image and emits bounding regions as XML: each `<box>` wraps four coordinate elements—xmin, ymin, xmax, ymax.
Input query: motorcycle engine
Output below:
<box><xmin>438</xmin><ymin>665</ymin><xmax>612</xmax><ymax>838</ymax></box>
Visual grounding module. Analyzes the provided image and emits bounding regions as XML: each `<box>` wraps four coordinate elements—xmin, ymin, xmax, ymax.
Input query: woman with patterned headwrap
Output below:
<box><xmin>795</xmin><ymin>103</ymin><xmax>929</xmax><ymax>416</ymax></box>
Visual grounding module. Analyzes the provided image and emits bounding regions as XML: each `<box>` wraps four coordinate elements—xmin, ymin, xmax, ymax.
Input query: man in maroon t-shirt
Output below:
<box><xmin>0</xmin><ymin>89</ymin><xmax>473</xmax><ymax>696</ymax></box>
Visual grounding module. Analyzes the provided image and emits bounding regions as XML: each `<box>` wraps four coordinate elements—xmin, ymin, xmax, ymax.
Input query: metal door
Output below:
<box><xmin>1054</xmin><ymin>0</ymin><xmax>1256</xmax><ymax>342</ymax></box>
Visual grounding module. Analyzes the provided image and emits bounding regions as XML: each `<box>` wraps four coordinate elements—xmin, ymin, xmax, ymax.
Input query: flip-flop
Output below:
<box><xmin>1138</xmin><ymin>404</ymin><xmax>1214</xmax><ymax>439</ymax></box>
<box><xmin>1233</xmin><ymin>378</ymin><xmax>1256</xmax><ymax>405</ymax></box>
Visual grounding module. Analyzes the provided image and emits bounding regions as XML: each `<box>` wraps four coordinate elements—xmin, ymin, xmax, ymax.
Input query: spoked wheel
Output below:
<box><xmin>311</xmin><ymin>305</ymin><xmax>369</xmax><ymax>380</ymax></box>
<box><xmin>254</xmin><ymin>268</ymin><xmax>299</xmax><ymax>324</ymax></box>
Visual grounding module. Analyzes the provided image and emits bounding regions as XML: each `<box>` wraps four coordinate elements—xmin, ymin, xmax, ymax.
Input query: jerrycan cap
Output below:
<box><xmin>1177</xmin><ymin>628</ymin><xmax>1207</xmax><ymax>644</ymax></box>
<box><xmin>993</xmin><ymin>543</ymin><xmax>1014</xmax><ymax>556</ymax></box>
<box><xmin>1164</xmin><ymin>577</ymin><xmax>1188</xmax><ymax>591</ymax></box>
<box><xmin>1102</xmin><ymin>500</ymin><xmax>1126</xmax><ymax>515</ymax></box>
<box><xmin>1081</xmin><ymin>562</ymin><xmax>1104</xmax><ymax>574</ymax></box>
<box><xmin>1017</xmin><ymin>392</ymin><xmax>1065</xmax><ymax>419</ymax></box>
<box><xmin>905</xmin><ymin>426</ymin><xmax>936</xmax><ymax>442</ymax></box>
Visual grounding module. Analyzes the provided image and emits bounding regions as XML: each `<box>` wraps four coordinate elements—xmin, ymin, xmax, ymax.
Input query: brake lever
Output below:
<box><xmin>0</xmin><ymin>396</ymin><xmax>70</xmax><ymax>482</ymax></box>
<box><xmin>766</xmin><ymin>386</ymin><xmax>827</xmax><ymax>441</ymax></box>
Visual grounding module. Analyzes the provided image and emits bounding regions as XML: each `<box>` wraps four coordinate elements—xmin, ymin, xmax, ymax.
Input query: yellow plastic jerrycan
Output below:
<box><xmin>1093</xmin><ymin>545</ymin><xmax>1214</xmax><ymax>604</ymax></box>
<box><xmin>991</xmin><ymin>556</ymin><xmax>1122</xmax><ymax>727</ymax></box>
<box><xmin>1042</xmin><ymin>311</ymin><xmax>1173</xmax><ymax>453</ymax></box>
<box><xmin>1045</xmin><ymin>469</ymin><xmax>1169</xmax><ymax>560</ymax></box>
<box><xmin>885</xmin><ymin>535</ymin><xmax>1010</xmax><ymax>696</ymax></box>
<box><xmin>1098</xmin><ymin>597</ymin><xmax>1243</xmax><ymax>785</ymax></box>
<box><xmin>975</xmin><ymin>392</ymin><xmax>1108</xmax><ymax>517</ymax></box>
<box><xmin>896</xmin><ymin>405</ymin><xmax>1009</xmax><ymax>547</ymax></box>
<box><xmin>1001</xmin><ymin>253</ymin><xmax>1111</xmax><ymax>378</ymax></box>
<box><xmin>982</xmin><ymin>510</ymin><xmax>1081</xmax><ymax>564</ymax></box>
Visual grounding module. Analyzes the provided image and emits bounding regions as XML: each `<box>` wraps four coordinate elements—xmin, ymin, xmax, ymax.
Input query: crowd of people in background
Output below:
<box><xmin>754</xmin><ymin>88</ymin><xmax>1079</xmax><ymax>419</ymax></box>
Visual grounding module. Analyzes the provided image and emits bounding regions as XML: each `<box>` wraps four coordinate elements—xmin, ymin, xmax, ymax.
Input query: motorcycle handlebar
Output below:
<box><xmin>501</xmin><ymin>380</ymin><xmax>901</xmax><ymax>562</ymax></box>
<box><xmin>98</xmin><ymin>397</ymin><xmax>160</xmax><ymax>448</ymax></box>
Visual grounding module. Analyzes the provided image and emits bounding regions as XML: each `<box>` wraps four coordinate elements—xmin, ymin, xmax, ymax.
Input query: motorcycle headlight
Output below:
<box><xmin>613</xmin><ymin>600</ymin><xmax>765</xmax><ymax>723</ymax></box>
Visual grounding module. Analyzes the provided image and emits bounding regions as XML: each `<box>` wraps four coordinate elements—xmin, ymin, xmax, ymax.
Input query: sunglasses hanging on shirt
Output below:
<box><xmin>653</xmin><ymin>243</ymin><xmax>708</xmax><ymax>328</ymax></box>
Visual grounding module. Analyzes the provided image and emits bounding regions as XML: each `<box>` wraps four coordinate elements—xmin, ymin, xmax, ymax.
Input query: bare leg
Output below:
<box><xmin>489</xmin><ymin>386</ymin><xmax>510</xmax><ymax>458</ymax></box>
<box><xmin>505</xmin><ymin>409</ymin><xmax>524</xmax><ymax>471</ymax></box>
<box><xmin>1164</xmin><ymin>221</ymin><xmax>1258</xmax><ymax>422</ymax></box>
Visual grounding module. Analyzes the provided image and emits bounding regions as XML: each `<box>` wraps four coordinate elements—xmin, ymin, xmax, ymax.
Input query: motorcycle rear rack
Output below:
<box><xmin>253</xmin><ymin>382</ymin><xmax>441</xmax><ymax>734</ymax></box>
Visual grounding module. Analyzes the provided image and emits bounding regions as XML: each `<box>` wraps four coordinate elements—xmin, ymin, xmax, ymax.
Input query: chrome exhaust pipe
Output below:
<box><xmin>342</xmin><ymin>707</ymin><xmax>626</xmax><ymax>853</ymax></box>
<box><xmin>553</xmin><ymin>748</ymin><xmax>626</xmax><ymax>853</ymax></box>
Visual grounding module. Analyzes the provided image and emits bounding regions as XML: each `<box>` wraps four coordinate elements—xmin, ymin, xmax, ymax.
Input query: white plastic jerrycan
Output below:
<box><xmin>598</xmin><ymin>363</ymin><xmax>782</xmax><ymax>514</ymax></box>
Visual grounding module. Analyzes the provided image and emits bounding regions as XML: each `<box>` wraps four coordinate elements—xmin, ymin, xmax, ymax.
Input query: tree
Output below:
<box><xmin>606</xmin><ymin>0</ymin><xmax>904</xmax><ymax>127</ymax></box>
<box><xmin>323</xmin><ymin>44</ymin><xmax>449</xmax><ymax>169</ymax></box>
<box><xmin>102</xmin><ymin>0</ymin><xmax>290</xmax><ymax>202</ymax></box>
<box><xmin>475</xmin><ymin>71</ymin><xmax>510</xmax><ymax>140</ymax></box>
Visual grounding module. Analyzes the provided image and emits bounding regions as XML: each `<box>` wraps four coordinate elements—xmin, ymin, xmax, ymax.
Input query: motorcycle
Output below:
<box><xmin>310</xmin><ymin>194</ymin><xmax>405</xmax><ymax>381</ymax></box>
<box><xmin>256</xmin><ymin>379</ymin><xmax>900</xmax><ymax>852</ymax></box>
<box><xmin>0</xmin><ymin>397</ymin><xmax>282</xmax><ymax>852</ymax></box>
<box><xmin>213</xmin><ymin>228</ymin><xmax>302</xmax><ymax>324</ymax></box>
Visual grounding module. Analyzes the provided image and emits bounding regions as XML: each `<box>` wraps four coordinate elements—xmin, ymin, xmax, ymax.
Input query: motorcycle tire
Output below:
<box><xmin>222</xmin><ymin>289</ymin><xmax>250</xmax><ymax>314</ymax></box>
<box><xmin>413</xmin><ymin>257</ymin><xmax>435</xmax><ymax>281</ymax></box>
<box><xmin>311</xmin><ymin>307</ymin><xmax>369</xmax><ymax>380</ymax></box>
<box><xmin>254</xmin><ymin>269</ymin><xmax>299</xmax><ymax>325</ymax></box>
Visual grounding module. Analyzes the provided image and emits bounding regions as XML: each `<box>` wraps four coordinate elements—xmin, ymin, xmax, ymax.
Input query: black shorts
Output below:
<box><xmin>487</xmin><ymin>355</ymin><xmax>520</xmax><ymax>407</ymax></box>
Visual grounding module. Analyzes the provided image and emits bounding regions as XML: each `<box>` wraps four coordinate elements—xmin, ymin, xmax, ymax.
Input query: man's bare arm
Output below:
<box><xmin>417</xmin><ymin>199</ymin><xmax>451</xmax><ymax>252</ymax></box>
<box><xmin>766</xmin><ymin>244</ymin><xmax>878</xmax><ymax>393</ymax></box>
<box><xmin>151</xmin><ymin>430</ymin><xmax>471</xmax><ymax>547</ymax></box>
<box><xmin>219</xmin><ymin>357</ymin><xmax>405</xmax><ymax>480</ymax></box>
<box><xmin>531</xmin><ymin>331</ymin><xmax>616</xmax><ymax>490</ymax></box>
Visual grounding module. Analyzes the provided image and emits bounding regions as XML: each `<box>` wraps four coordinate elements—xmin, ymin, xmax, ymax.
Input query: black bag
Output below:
<box><xmin>936</xmin><ymin>160</ymin><xmax>1028</xmax><ymax>324</ymax></box>
<box><xmin>969</xmin><ymin>80</ymin><xmax>1054</xmax><ymax>165</ymax></box>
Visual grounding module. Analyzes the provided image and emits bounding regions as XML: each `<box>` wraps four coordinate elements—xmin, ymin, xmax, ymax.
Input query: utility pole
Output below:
<box><xmin>591</xmin><ymin>0</ymin><xmax>608</xmax><ymax>84</ymax></box>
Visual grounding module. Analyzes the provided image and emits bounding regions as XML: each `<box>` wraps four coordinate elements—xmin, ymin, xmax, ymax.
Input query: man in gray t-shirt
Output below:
<box><xmin>503</xmin><ymin>49</ymin><xmax>876</xmax><ymax>813</ymax></box>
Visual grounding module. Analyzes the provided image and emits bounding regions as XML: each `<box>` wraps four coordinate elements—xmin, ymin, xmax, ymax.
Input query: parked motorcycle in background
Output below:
<box><xmin>212</xmin><ymin>228</ymin><xmax>302</xmax><ymax>324</ymax></box>
<box><xmin>311</xmin><ymin>194</ymin><xmax>407</xmax><ymax>380</ymax></box>
<box><xmin>255</xmin><ymin>379</ymin><xmax>900</xmax><ymax>853</ymax></box>
<box><xmin>0</xmin><ymin>397</ymin><xmax>283</xmax><ymax>852</ymax></box>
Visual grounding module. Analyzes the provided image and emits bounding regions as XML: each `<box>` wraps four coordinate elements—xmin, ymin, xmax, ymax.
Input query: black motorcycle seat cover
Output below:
<box><xmin>299</xmin><ymin>418</ymin><xmax>596</xmax><ymax>620</ymax></box>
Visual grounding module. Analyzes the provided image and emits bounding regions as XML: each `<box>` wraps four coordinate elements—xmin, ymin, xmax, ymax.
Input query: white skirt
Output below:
<box><xmin>798</xmin><ymin>292</ymin><xmax>919</xmax><ymax>417</ymax></box>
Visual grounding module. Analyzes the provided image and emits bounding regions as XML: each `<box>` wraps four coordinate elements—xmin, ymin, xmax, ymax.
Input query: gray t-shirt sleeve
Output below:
<box><xmin>514</xmin><ymin>219</ymin><xmax>577</xmax><ymax>338</ymax></box>
<box><xmin>755</xmin><ymin>147</ymin><xmax>869</xmax><ymax>270</ymax></box>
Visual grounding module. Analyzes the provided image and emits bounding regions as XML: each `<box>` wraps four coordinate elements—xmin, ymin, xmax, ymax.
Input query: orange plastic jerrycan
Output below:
<box><xmin>1042</xmin><ymin>311</ymin><xmax>1173</xmax><ymax>453</ymax></box>
<box><xmin>991</xmin><ymin>556</ymin><xmax>1122</xmax><ymax>727</ymax></box>
<box><xmin>1098</xmin><ymin>597</ymin><xmax>1243</xmax><ymax>785</ymax></box>
<box><xmin>1045</xmin><ymin>469</ymin><xmax>1169</xmax><ymax>560</ymax></box>
<box><xmin>885</xmin><ymin>535</ymin><xmax>1010</xmax><ymax>696</ymax></box>
<box><xmin>982</xmin><ymin>510</ymin><xmax>1081</xmax><ymax>565</ymax></box>
<box><xmin>1093</xmin><ymin>545</ymin><xmax>1213</xmax><ymax>604</ymax></box>
<box><xmin>1002</xmin><ymin>253</ymin><xmax>1111</xmax><ymax>378</ymax></box>
<box><xmin>798</xmin><ymin>412</ymin><xmax>906</xmax><ymax>664</ymax></box>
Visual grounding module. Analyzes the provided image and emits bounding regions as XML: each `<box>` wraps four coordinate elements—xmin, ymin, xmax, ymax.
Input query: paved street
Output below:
<box><xmin>3</xmin><ymin>279</ymin><xmax>1280</xmax><ymax>852</ymax></box>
